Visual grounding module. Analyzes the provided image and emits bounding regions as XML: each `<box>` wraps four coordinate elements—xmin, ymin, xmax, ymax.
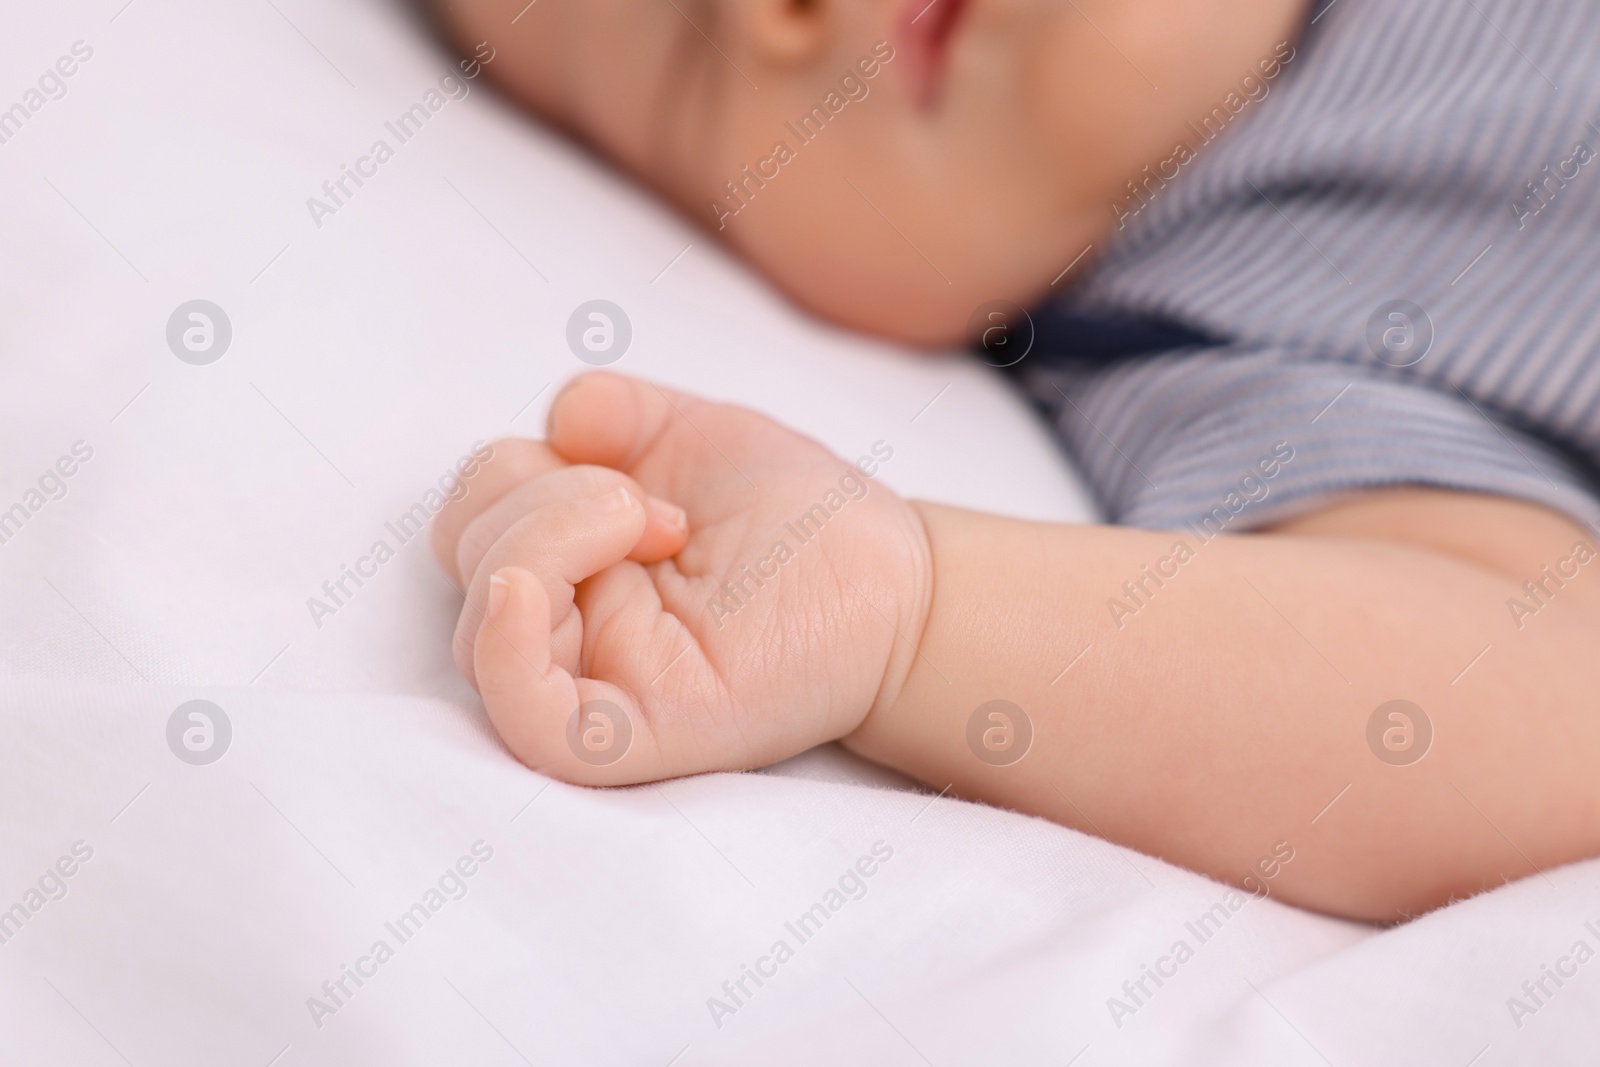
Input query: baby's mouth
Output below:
<box><xmin>898</xmin><ymin>0</ymin><xmax>970</xmax><ymax>107</ymax></box>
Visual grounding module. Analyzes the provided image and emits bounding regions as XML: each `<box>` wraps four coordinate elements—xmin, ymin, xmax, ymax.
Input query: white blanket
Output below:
<box><xmin>1</xmin><ymin>2</ymin><xmax>1596</xmax><ymax>1063</ymax></box>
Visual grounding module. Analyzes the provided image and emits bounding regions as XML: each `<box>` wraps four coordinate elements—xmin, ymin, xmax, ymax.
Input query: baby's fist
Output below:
<box><xmin>436</xmin><ymin>373</ymin><xmax>932</xmax><ymax>785</ymax></box>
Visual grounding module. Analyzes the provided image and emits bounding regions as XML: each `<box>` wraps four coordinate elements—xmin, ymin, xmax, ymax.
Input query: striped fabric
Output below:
<box><xmin>1022</xmin><ymin>0</ymin><xmax>1600</xmax><ymax>533</ymax></box>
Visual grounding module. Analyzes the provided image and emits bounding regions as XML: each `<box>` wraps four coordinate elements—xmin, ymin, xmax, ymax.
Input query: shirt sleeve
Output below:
<box><xmin>1020</xmin><ymin>345</ymin><xmax>1600</xmax><ymax>534</ymax></box>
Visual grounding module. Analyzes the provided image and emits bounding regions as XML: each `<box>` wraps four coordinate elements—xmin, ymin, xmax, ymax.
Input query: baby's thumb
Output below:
<box><xmin>547</xmin><ymin>372</ymin><xmax>684</xmax><ymax>470</ymax></box>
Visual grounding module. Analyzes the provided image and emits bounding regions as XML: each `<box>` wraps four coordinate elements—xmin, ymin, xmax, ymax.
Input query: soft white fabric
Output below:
<box><xmin>0</xmin><ymin>2</ymin><xmax>1595</xmax><ymax>1064</ymax></box>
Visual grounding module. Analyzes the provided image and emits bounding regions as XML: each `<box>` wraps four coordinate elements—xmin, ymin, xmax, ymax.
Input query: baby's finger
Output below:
<box><xmin>452</xmin><ymin>484</ymin><xmax>650</xmax><ymax>688</ymax></box>
<box><xmin>455</xmin><ymin>465</ymin><xmax>687</xmax><ymax>588</ymax></box>
<box><xmin>430</xmin><ymin>438</ymin><xmax>567</xmax><ymax>583</ymax></box>
<box><xmin>546</xmin><ymin>373</ymin><xmax>674</xmax><ymax>470</ymax></box>
<box><xmin>546</xmin><ymin>373</ymin><xmax>793</xmax><ymax>518</ymax></box>
<box><xmin>474</xmin><ymin>567</ymin><xmax>661</xmax><ymax>785</ymax></box>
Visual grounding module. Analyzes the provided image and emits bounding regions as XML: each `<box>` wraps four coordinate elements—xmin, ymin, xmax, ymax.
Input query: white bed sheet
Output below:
<box><xmin>1</xmin><ymin>2</ymin><xmax>1596</xmax><ymax>1064</ymax></box>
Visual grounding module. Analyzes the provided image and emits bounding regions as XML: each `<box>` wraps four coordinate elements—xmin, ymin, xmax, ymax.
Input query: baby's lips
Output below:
<box><xmin>897</xmin><ymin>0</ymin><xmax>969</xmax><ymax>107</ymax></box>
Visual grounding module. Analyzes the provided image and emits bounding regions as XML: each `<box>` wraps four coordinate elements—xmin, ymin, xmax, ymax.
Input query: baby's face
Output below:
<box><xmin>439</xmin><ymin>0</ymin><xmax>1303</xmax><ymax>343</ymax></box>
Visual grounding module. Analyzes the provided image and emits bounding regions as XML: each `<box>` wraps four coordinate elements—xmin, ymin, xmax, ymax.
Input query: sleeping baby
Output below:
<box><xmin>422</xmin><ymin>0</ymin><xmax>1600</xmax><ymax>922</ymax></box>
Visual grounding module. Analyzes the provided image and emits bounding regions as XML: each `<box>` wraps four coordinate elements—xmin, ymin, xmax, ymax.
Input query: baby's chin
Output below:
<box><xmin>728</xmin><ymin>205</ymin><xmax>1089</xmax><ymax>350</ymax></box>
<box><xmin>769</xmin><ymin>261</ymin><xmax>989</xmax><ymax>349</ymax></box>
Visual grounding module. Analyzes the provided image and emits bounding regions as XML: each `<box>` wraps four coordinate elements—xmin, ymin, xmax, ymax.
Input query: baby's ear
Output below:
<box><xmin>547</xmin><ymin>373</ymin><xmax>676</xmax><ymax>470</ymax></box>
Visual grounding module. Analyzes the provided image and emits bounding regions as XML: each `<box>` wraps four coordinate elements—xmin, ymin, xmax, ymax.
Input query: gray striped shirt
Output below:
<box><xmin>1024</xmin><ymin>0</ymin><xmax>1600</xmax><ymax>534</ymax></box>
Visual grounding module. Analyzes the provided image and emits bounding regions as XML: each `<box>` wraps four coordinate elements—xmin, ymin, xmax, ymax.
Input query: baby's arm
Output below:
<box><xmin>435</xmin><ymin>373</ymin><xmax>1600</xmax><ymax>922</ymax></box>
<box><xmin>845</xmin><ymin>491</ymin><xmax>1600</xmax><ymax>921</ymax></box>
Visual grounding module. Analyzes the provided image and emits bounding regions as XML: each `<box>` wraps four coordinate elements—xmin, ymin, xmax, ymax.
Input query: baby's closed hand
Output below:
<box><xmin>431</xmin><ymin>373</ymin><xmax>931</xmax><ymax>784</ymax></box>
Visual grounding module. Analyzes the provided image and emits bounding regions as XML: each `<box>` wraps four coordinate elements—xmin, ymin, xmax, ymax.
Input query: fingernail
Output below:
<box><xmin>647</xmin><ymin>495</ymin><xmax>688</xmax><ymax>531</ymax></box>
<box><xmin>583</xmin><ymin>485</ymin><xmax>634</xmax><ymax>515</ymax></box>
<box><xmin>488</xmin><ymin>572</ymin><xmax>510</xmax><ymax>619</ymax></box>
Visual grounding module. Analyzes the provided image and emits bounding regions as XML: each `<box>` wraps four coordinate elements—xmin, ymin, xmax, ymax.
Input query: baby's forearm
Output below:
<box><xmin>842</xmin><ymin>497</ymin><xmax>1600</xmax><ymax>920</ymax></box>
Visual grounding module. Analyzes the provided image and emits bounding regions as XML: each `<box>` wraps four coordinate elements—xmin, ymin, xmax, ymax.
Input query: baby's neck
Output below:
<box><xmin>1048</xmin><ymin>0</ymin><xmax>1314</xmax><ymax>243</ymax></box>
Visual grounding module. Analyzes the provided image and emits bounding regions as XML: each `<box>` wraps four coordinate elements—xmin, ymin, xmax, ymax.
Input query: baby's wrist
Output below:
<box><xmin>846</xmin><ymin>499</ymin><xmax>938</xmax><ymax>746</ymax></box>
